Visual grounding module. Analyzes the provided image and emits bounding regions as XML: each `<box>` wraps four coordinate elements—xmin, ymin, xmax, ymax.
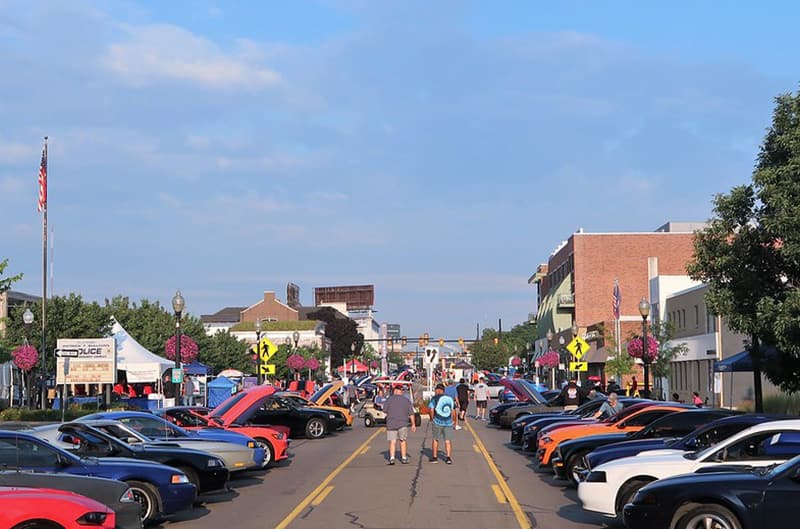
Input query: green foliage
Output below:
<box><xmin>202</xmin><ymin>330</ymin><xmax>251</xmax><ymax>374</ymax></box>
<box><xmin>468</xmin><ymin>323</ymin><xmax>537</xmax><ymax>371</ymax></box>
<box><xmin>306</xmin><ymin>307</ymin><xmax>360</xmax><ymax>369</ymax></box>
<box><xmin>650</xmin><ymin>321</ymin><xmax>688</xmax><ymax>379</ymax></box>
<box><xmin>688</xmin><ymin>90</ymin><xmax>800</xmax><ymax>393</ymax></box>
<box><xmin>0</xmin><ymin>259</ymin><xmax>22</xmax><ymax>294</ymax></box>
<box><xmin>0</xmin><ymin>407</ymin><xmax>96</xmax><ymax>421</ymax></box>
<box><xmin>737</xmin><ymin>393</ymin><xmax>800</xmax><ymax>414</ymax></box>
<box><xmin>231</xmin><ymin>320</ymin><xmax>318</xmax><ymax>331</ymax></box>
<box><xmin>603</xmin><ymin>328</ymin><xmax>635</xmax><ymax>380</ymax></box>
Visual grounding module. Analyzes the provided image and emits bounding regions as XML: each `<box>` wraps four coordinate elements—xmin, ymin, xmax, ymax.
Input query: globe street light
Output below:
<box><xmin>22</xmin><ymin>308</ymin><xmax>34</xmax><ymax>344</ymax></box>
<box><xmin>638</xmin><ymin>296</ymin><xmax>651</xmax><ymax>396</ymax></box>
<box><xmin>255</xmin><ymin>319</ymin><xmax>262</xmax><ymax>384</ymax></box>
<box><xmin>171</xmin><ymin>290</ymin><xmax>185</xmax><ymax>404</ymax></box>
<box><xmin>292</xmin><ymin>330</ymin><xmax>300</xmax><ymax>349</ymax></box>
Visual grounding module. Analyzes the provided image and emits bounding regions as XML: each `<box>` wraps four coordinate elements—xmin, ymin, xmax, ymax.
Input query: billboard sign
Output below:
<box><xmin>286</xmin><ymin>282</ymin><xmax>301</xmax><ymax>309</ymax></box>
<box><xmin>56</xmin><ymin>338</ymin><xmax>116</xmax><ymax>385</ymax></box>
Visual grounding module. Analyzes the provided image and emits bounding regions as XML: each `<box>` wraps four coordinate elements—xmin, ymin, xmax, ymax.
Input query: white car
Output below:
<box><xmin>577</xmin><ymin>418</ymin><xmax>800</xmax><ymax>519</ymax></box>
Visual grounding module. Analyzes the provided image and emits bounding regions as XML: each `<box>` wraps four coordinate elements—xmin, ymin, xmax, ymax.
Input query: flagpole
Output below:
<box><xmin>40</xmin><ymin>136</ymin><xmax>48</xmax><ymax>409</ymax></box>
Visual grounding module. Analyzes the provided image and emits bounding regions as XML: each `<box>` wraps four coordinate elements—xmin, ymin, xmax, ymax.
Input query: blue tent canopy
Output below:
<box><xmin>714</xmin><ymin>346</ymin><xmax>779</xmax><ymax>372</ymax></box>
<box><xmin>183</xmin><ymin>360</ymin><xmax>210</xmax><ymax>375</ymax></box>
<box><xmin>207</xmin><ymin>375</ymin><xmax>236</xmax><ymax>407</ymax></box>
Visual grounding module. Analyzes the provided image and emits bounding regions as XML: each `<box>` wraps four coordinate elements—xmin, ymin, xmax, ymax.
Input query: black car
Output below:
<box><xmin>56</xmin><ymin>421</ymin><xmax>230</xmax><ymax>495</ymax></box>
<box><xmin>623</xmin><ymin>454</ymin><xmax>800</xmax><ymax>529</ymax></box>
<box><xmin>0</xmin><ymin>470</ymin><xmax>143</xmax><ymax>529</ymax></box>
<box><xmin>520</xmin><ymin>398</ymin><xmax>649</xmax><ymax>452</ymax></box>
<box><xmin>583</xmin><ymin>413</ymin><xmax>794</xmax><ymax>473</ymax></box>
<box><xmin>243</xmin><ymin>394</ymin><xmax>347</xmax><ymax>438</ymax></box>
<box><xmin>551</xmin><ymin>408</ymin><xmax>735</xmax><ymax>485</ymax></box>
<box><xmin>511</xmin><ymin>398</ymin><xmax>615</xmax><ymax>445</ymax></box>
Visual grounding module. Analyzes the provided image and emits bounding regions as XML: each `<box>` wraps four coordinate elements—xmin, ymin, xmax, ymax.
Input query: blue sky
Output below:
<box><xmin>1</xmin><ymin>1</ymin><xmax>797</xmax><ymax>340</ymax></box>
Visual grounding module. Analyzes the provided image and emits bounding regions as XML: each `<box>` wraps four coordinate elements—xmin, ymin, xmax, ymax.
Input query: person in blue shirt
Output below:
<box><xmin>429</xmin><ymin>383</ymin><xmax>456</xmax><ymax>464</ymax></box>
<box><xmin>443</xmin><ymin>381</ymin><xmax>461</xmax><ymax>430</ymax></box>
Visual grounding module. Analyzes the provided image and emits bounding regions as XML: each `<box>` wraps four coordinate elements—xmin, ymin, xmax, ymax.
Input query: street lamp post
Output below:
<box><xmin>22</xmin><ymin>308</ymin><xmax>34</xmax><ymax>408</ymax></box>
<box><xmin>546</xmin><ymin>329</ymin><xmax>555</xmax><ymax>389</ymax></box>
<box><xmin>255</xmin><ymin>319</ymin><xmax>262</xmax><ymax>384</ymax></box>
<box><xmin>171</xmin><ymin>290</ymin><xmax>185</xmax><ymax>404</ymax></box>
<box><xmin>558</xmin><ymin>335</ymin><xmax>566</xmax><ymax>383</ymax></box>
<box><xmin>292</xmin><ymin>330</ymin><xmax>300</xmax><ymax>350</ymax></box>
<box><xmin>638</xmin><ymin>296</ymin><xmax>651</xmax><ymax>397</ymax></box>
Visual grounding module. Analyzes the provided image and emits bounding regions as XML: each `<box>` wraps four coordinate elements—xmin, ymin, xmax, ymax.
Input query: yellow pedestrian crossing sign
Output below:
<box><xmin>569</xmin><ymin>361</ymin><xmax>588</xmax><ymax>372</ymax></box>
<box><xmin>256</xmin><ymin>338</ymin><xmax>278</xmax><ymax>362</ymax></box>
<box><xmin>566</xmin><ymin>336</ymin><xmax>590</xmax><ymax>360</ymax></box>
<box><xmin>260</xmin><ymin>364</ymin><xmax>276</xmax><ymax>375</ymax></box>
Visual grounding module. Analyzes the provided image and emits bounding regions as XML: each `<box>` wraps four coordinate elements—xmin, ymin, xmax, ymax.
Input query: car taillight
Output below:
<box><xmin>76</xmin><ymin>512</ymin><xmax>108</xmax><ymax>525</ymax></box>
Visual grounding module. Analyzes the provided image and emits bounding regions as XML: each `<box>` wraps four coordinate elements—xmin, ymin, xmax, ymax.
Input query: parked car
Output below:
<box><xmin>583</xmin><ymin>413</ymin><xmax>793</xmax><ymax>472</ymax></box>
<box><xmin>0</xmin><ymin>486</ymin><xmax>116</xmax><ymax>529</ymax></box>
<box><xmin>0</xmin><ymin>470</ymin><xmax>142</xmax><ymax>529</ymax></box>
<box><xmin>537</xmin><ymin>403</ymin><xmax>692</xmax><ymax>466</ymax></box>
<box><xmin>623</xmin><ymin>453</ymin><xmax>800</xmax><ymax>529</ymax></box>
<box><xmin>517</xmin><ymin>398</ymin><xmax>649</xmax><ymax>451</ymax></box>
<box><xmin>491</xmin><ymin>379</ymin><xmax>564</xmax><ymax>427</ymax></box>
<box><xmin>154</xmin><ymin>407</ymin><xmax>289</xmax><ymax>467</ymax></box>
<box><xmin>209</xmin><ymin>385</ymin><xmax>347</xmax><ymax>439</ymax></box>
<box><xmin>551</xmin><ymin>408</ymin><xmax>735</xmax><ymax>485</ymax></box>
<box><xmin>79</xmin><ymin>411</ymin><xmax>265</xmax><ymax>471</ymax></box>
<box><xmin>277</xmin><ymin>380</ymin><xmax>354</xmax><ymax>426</ymax></box>
<box><xmin>30</xmin><ymin>421</ymin><xmax>229</xmax><ymax>495</ymax></box>
<box><xmin>0</xmin><ymin>430</ymin><xmax>196</xmax><ymax>525</ymax></box>
<box><xmin>578</xmin><ymin>418</ymin><xmax>800</xmax><ymax>519</ymax></box>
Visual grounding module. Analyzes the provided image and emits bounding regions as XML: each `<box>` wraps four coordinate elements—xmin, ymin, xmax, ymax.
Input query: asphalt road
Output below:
<box><xmin>161</xmin><ymin>403</ymin><xmax>620</xmax><ymax>529</ymax></box>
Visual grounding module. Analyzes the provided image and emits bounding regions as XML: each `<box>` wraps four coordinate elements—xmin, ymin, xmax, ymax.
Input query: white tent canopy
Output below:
<box><xmin>111</xmin><ymin>319</ymin><xmax>174</xmax><ymax>383</ymax></box>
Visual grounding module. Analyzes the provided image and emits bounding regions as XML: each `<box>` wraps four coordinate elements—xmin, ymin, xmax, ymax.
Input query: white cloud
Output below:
<box><xmin>0</xmin><ymin>142</ymin><xmax>36</xmax><ymax>164</ymax></box>
<box><xmin>103</xmin><ymin>23</ymin><xmax>281</xmax><ymax>90</ymax></box>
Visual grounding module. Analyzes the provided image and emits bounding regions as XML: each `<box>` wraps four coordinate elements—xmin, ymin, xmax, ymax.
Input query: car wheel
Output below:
<box><xmin>566</xmin><ymin>450</ymin><xmax>591</xmax><ymax>487</ymax></box>
<box><xmin>177</xmin><ymin>466</ymin><xmax>201</xmax><ymax>493</ymax></box>
<box><xmin>255</xmin><ymin>437</ymin><xmax>274</xmax><ymax>467</ymax></box>
<box><xmin>126</xmin><ymin>480</ymin><xmax>160</xmax><ymax>524</ymax></box>
<box><xmin>615</xmin><ymin>478</ymin><xmax>653</xmax><ymax>518</ymax></box>
<box><xmin>674</xmin><ymin>504</ymin><xmax>743</xmax><ymax>529</ymax></box>
<box><xmin>364</xmin><ymin>415</ymin><xmax>374</xmax><ymax>427</ymax></box>
<box><xmin>305</xmin><ymin>418</ymin><xmax>326</xmax><ymax>439</ymax></box>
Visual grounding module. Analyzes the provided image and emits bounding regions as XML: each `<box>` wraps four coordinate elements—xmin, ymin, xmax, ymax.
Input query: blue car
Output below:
<box><xmin>80</xmin><ymin>411</ymin><xmax>266</xmax><ymax>468</ymax></box>
<box><xmin>0</xmin><ymin>430</ymin><xmax>196</xmax><ymax>525</ymax></box>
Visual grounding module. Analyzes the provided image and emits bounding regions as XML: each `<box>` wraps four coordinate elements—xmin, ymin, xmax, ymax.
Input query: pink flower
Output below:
<box><xmin>12</xmin><ymin>344</ymin><xmax>39</xmax><ymax>371</ymax></box>
<box><xmin>305</xmin><ymin>358</ymin><xmax>320</xmax><ymax>370</ymax></box>
<box><xmin>370</xmin><ymin>360</ymin><xmax>379</xmax><ymax>368</ymax></box>
<box><xmin>627</xmin><ymin>336</ymin><xmax>659</xmax><ymax>361</ymax></box>
<box><xmin>538</xmin><ymin>350</ymin><xmax>560</xmax><ymax>368</ymax></box>
<box><xmin>286</xmin><ymin>354</ymin><xmax>306</xmax><ymax>370</ymax></box>
<box><xmin>164</xmin><ymin>335</ymin><xmax>199</xmax><ymax>364</ymax></box>
<box><xmin>511</xmin><ymin>356</ymin><xmax>522</xmax><ymax>367</ymax></box>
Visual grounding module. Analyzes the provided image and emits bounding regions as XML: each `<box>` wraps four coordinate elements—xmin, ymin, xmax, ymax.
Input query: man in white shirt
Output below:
<box><xmin>473</xmin><ymin>377</ymin><xmax>490</xmax><ymax>421</ymax></box>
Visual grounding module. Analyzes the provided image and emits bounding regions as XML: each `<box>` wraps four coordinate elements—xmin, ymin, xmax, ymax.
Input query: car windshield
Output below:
<box><xmin>117</xmin><ymin>416</ymin><xmax>190</xmax><ymax>439</ymax></box>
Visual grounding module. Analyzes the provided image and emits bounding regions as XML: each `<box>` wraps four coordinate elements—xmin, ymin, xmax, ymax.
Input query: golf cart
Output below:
<box><xmin>359</xmin><ymin>380</ymin><xmax>421</xmax><ymax>428</ymax></box>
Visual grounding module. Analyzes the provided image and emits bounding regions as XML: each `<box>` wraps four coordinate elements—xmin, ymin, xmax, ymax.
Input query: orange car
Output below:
<box><xmin>537</xmin><ymin>402</ymin><xmax>691</xmax><ymax>466</ymax></box>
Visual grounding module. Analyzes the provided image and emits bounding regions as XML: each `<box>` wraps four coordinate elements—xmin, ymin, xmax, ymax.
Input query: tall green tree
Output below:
<box><xmin>603</xmin><ymin>328</ymin><xmax>635</xmax><ymax>382</ymax></box>
<box><xmin>0</xmin><ymin>259</ymin><xmax>22</xmax><ymax>294</ymax></box>
<box><xmin>202</xmin><ymin>330</ymin><xmax>250</xmax><ymax>374</ymax></box>
<box><xmin>688</xmin><ymin>90</ymin><xmax>800</xmax><ymax>410</ymax></box>
<box><xmin>470</xmin><ymin>329</ymin><xmax>508</xmax><ymax>371</ymax></box>
<box><xmin>650</xmin><ymin>321</ymin><xmax>688</xmax><ymax>379</ymax></box>
<box><xmin>306</xmin><ymin>307</ymin><xmax>360</xmax><ymax>370</ymax></box>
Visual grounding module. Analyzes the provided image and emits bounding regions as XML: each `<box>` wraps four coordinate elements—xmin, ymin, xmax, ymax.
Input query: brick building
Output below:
<box><xmin>530</xmin><ymin>222</ymin><xmax>703</xmax><ymax>387</ymax></box>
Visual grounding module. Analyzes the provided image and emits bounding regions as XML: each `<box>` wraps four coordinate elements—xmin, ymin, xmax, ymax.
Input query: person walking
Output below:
<box><xmin>692</xmin><ymin>391</ymin><xmax>703</xmax><ymax>407</ymax></box>
<box><xmin>444</xmin><ymin>381</ymin><xmax>461</xmax><ymax>430</ymax></box>
<box><xmin>605</xmin><ymin>377</ymin><xmax>620</xmax><ymax>394</ymax></box>
<box><xmin>473</xmin><ymin>376</ymin><xmax>490</xmax><ymax>420</ymax></box>
<box><xmin>345</xmin><ymin>380</ymin><xmax>359</xmax><ymax>413</ymax></box>
<box><xmin>456</xmin><ymin>378</ymin><xmax>471</xmax><ymax>424</ymax></box>
<box><xmin>383</xmin><ymin>385</ymin><xmax>416</xmax><ymax>465</ymax></box>
<box><xmin>429</xmin><ymin>383</ymin><xmax>456</xmax><ymax>464</ymax></box>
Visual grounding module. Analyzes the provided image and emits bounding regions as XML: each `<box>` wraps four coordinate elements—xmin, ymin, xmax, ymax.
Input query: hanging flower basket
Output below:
<box><xmin>286</xmin><ymin>354</ymin><xmax>306</xmax><ymax>371</ymax></box>
<box><xmin>370</xmin><ymin>360</ymin><xmax>379</xmax><ymax>368</ymax></box>
<box><xmin>304</xmin><ymin>357</ymin><xmax>320</xmax><ymax>370</ymax></box>
<box><xmin>627</xmin><ymin>336</ymin><xmax>659</xmax><ymax>361</ymax></box>
<box><xmin>538</xmin><ymin>350</ymin><xmax>560</xmax><ymax>368</ymax></box>
<box><xmin>165</xmin><ymin>335</ymin><xmax>199</xmax><ymax>364</ymax></box>
<box><xmin>12</xmin><ymin>344</ymin><xmax>38</xmax><ymax>371</ymax></box>
<box><xmin>510</xmin><ymin>356</ymin><xmax>522</xmax><ymax>367</ymax></box>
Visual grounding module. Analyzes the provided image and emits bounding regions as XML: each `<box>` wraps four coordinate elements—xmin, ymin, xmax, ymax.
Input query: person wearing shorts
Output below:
<box><xmin>473</xmin><ymin>377</ymin><xmax>490</xmax><ymax>420</ymax></box>
<box><xmin>429</xmin><ymin>383</ymin><xmax>456</xmax><ymax>464</ymax></box>
<box><xmin>383</xmin><ymin>385</ymin><xmax>416</xmax><ymax>465</ymax></box>
<box><xmin>456</xmin><ymin>378</ymin><xmax>470</xmax><ymax>422</ymax></box>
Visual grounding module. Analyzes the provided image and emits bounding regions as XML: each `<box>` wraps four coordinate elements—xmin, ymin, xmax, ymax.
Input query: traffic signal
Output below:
<box><xmin>458</xmin><ymin>337</ymin><xmax>464</xmax><ymax>347</ymax></box>
<box><xmin>418</xmin><ymin>336</ymin><xmax>424</xmax><ymax>346</ymax></box>
<box><xmin>493</xmin><ymin>336</ymin><xmax>499</xmax><ymax>345</ymax></box>
<box><xmin>438</xmin><ymin>338</ymin><xmax>445</xmax><ymax>346</ymax></box>
<box><xmin>401</xmin><ymin>336</ymin><xmax>408</xmax><ymax>346</ymax></box>
<box><xmin>423</xmin><ymin>333</ymin><xmax>429</xmax><ymax>346</ymax></box>
<box><xmin>387</xmin><ymin>338</ymin><xmax>393</xmax><ymax>347</ymax></box>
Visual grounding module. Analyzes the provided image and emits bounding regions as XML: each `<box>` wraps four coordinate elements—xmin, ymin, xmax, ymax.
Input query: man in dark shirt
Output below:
<box><xmin>550</xmin><ymin>377</ymin><xmax>586</xmax><ymax>410</ymax></box>
<box><xmin>455</xmin><ymin>379</ymin><xmax>471</xmax><ymax>423</ymax></box>
<box><xmin>383</xmin><ymin>385</ymin><xmax>416</xmax><ymax>465</ymax></box>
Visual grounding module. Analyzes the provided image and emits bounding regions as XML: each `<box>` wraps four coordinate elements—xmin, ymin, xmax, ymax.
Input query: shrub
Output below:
<box><xmin>0</xmin><ymin>407</ymin><xmax>97</xmax><ymax>422</ymax></box>
<box><xmin>736</xmin><ymin>393</ymin><xmax>800</xmax><ymax>414</ymax></box>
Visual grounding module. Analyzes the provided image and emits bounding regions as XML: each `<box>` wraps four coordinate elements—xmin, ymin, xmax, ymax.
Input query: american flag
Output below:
<box><xmin>612</xmin><ymin>279</ymin><xmax>621</xmax><ymax>320</ymax></box>
<box><xmin>37</xmin><ymin>141</ymin><xmax>47</xmax><ymax>212</ymax></box>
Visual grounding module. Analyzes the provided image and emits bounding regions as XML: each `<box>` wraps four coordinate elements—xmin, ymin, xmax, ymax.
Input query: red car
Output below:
<box><xmin>0</xmin><ymin>486</ymin><xmax>116</xmax><ymax>529</ymax></box>
<box><xmin>155</xmin><ymin>406</ymin><xmax>290</xmax><ymax>467</ymax></box>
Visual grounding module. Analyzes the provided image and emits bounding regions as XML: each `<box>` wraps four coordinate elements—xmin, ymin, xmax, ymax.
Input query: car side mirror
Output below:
<box><xmin>126</xmin><ymin>437</ymin><xmax>140</xmax><ymax>444</ymax></box>
<box><xmin>684</xmin><ymin>438</ymin><xmax>699</xmax><ymax>450</ymax></box>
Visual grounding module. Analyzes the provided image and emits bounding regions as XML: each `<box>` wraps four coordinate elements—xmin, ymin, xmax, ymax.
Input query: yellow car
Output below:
<box><xmin>277</xmin><ymin>381</ymin><xmax>353</xmax><ymax>427</ymax></box>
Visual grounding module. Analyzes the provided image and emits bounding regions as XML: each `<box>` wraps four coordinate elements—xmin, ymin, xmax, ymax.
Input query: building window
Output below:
<box><xmin>694</xmin><ymin>305</ymin><xmax>699</xmax><ymax>326</ymax></box>
<box><xmin>707</xmin><ymin>309</ymin><xmax>717</xmax><ymax>333</ymax></box>
<box><xmin>681</xmin><ymin>309</ymin><xmax>686</xmax><ymax>329</ymax></box>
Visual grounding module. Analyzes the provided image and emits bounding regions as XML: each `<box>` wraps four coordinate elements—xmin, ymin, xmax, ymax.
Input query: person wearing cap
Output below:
<box><xmin>429</xmin><ymin>383</ymin><xmax>456</xmax><ymax>464</ymax></box>
<box><xmin>606</xmin><ymin>377</ymin><xmax>621</xmax><ymax>394</ymax></box>
<box><xmin>383</xmin><ymin>384</ymin><xmax>416</xmax><ymax>465</ymax></box>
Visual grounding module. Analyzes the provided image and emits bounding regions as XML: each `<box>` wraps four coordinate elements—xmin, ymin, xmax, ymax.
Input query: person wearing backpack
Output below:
<box><xmin>429</xmin><ymin>383</ymin><xmax>456</xmax><ymax>464</ymax></box>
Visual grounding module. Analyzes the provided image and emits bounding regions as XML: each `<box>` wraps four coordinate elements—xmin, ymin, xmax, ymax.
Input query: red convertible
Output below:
<box><xmin>0</xmin><ymin>486</ymin><xmax>116</xmax><ymax>529</ymax></box>
<box><xmin>155</xmin><ymin>406</ymin><xmax>290</xmax><ymax>467</ymax></box>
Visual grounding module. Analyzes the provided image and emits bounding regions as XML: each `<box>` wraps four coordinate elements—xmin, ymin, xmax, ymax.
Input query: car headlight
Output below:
<box><xmin>272</xmin><ymin>432</ymin><xmax>285</xmax><ymax>440</ymax></box>
<box><xmin>584</xmin><ymin>471</ymin><xmax>606</xmax><ymax>483</ymax></box>
<box><xmin>76</xmin><ymin>512</ymin><xmax>108</xmax><ymax>525</ymax></box>
<box><xmin>632</xmin><ymin>490</ymin><xmax>658</xmax><ymax>506</ymax></box>
<box><xmin>247</xmin><ymin>440</ymin><xmax>256</xmax><ymax>448</ymax></box>
<box><xmin>207</xmin><ymin>458</ymin><xmax>225</xmax><ymax>468</ymax></box>
<box><xmin>329</xmin><ymin>414</ymin><xmax>336</xmax><ymax>419</ymax></box>
<box><xmin>119</xmin><ymin>488</ymin><xmax>136</xmax><ymax>503</ymax></box>
<box><xmin>171</xmin><ymin>473</ymin><xmax>190</xmax><ymax>484</ymax></box>
<box><xmin>542</xmin><ymin>437</ymin><xmax>553</xmax><ymax>445</ymax></box>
